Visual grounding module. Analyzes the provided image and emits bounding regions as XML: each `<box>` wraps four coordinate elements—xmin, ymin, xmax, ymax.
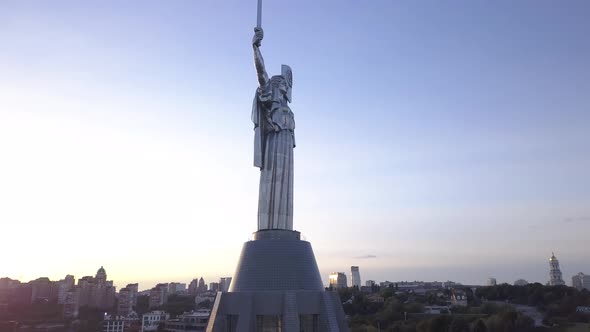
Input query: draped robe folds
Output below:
<box><xmin>252</xmin><ymin>83</ymin><xmax>295</xmax><ymax>230</ymax></box>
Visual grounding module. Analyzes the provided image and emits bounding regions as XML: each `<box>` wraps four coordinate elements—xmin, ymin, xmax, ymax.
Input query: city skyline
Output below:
<box><xmin>1</xmin><ymin>254</ymin><xmax>586</xmax><ymax>292</ymax></box>
<box><xmin>1</xmin><ymin>1</ymin><xmax>589</xmax><ymax>287</ymax></box>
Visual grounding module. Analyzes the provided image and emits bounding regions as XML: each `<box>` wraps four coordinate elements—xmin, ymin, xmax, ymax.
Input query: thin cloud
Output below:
<box><xmin>529</xmin><ymin>216</ymin><xmax>590</xmax><ymax>230</ymax></box>
<box><xmin>562</xmin><ymin>217</ymin><xmax>590</xmax><ymax>224</ymax></box>
<box><xmin>355</xmin><ymin>254</ymin><xmax>377</xmax><ymax>259</ymax></box>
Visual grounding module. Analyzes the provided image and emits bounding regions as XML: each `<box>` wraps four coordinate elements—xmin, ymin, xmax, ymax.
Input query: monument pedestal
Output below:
<box><xmin>206</xmin><ymin>230</ymin><xmax>349</xmax><ymax>332</ymax></box>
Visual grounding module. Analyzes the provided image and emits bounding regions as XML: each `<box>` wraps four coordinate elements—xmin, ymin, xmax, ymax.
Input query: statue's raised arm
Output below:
<box><xmin>252</xmin><ymin>27</ymin><xmax>269</xmax><ymax>87</ymax></box>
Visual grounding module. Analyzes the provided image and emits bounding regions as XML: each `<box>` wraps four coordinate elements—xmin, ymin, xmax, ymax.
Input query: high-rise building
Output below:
<box><xmin>10</xmin><ymin>284</ymin><xmax>32</xmax><ymax>306</ymax></box>
<box><xmin>549</xmin><ymin>252</ymin><xmax>565</xmax><ymax>286</ymax></box>
<box><xmin>57</xmin><ymin>275</ymin><xmax>75</xmax><ymax>304</ymax></box>
<box><xmin>365</xmin><ymin>280</ymin><xmax>375</xmax><ymax>287</ymax></box>
<box><xmin>168</xmin><ymin>283</ymin><xmax>178</xmax><ymax>295</ymax></box>
<box><xmin>149</xmin><ymin>284</ymin><xmax>169</xmax><ymax>309</ymax></box>
<box><xmin>118</xmin><ymin>288</ymin><xmax>131</xmax><ymax>316</ymax></box>
<box><xmin>96</xmin><ymin>266</ymin><xmax>107</xmax><ymax>286</ymax></box>
<box><xmin>487</xmin><ymin>278</ymin><xmax>497</xmax><ymax>286</ymax></box>
<box><xmin>188</xmin><ymin>279</ymin><xmax>199</xmax><ymax>295</ymax></box>
<box><xmin>0</xmin><ymin>277</ymin><xmax>20</xmax><ymax>290</ymax></box>
<box><xmin>30</xmin><ymin>277</ymin><xmax>59</xmax><ymax>304</ymax></box>
<box><xmin>208</xmin><ymin>282</ymin><xmax>219</xmax><ymax>292</ymax></box>
<box><xmin>77</xmin><ymin>276</ymin><xmax>94</xmax><ymax>307</ymax></box>
<box><xmin>329</xmin><ymin>272</ymin><xmax>347</xmax><ymax>289</ymax></box>
<box><xmin>218</xmin><ymin>277</ymin><xmax>232</xmax><ymax>292</ymax></box>
<box><xmin>198</xmin><ymin>277</ymin><xmax>207</xmax><ymax>293</ymax></box>
<box><xmin>350</xmin><ymin>266</ymin><xmax>361</xmax><ymax>288</ymax></box>
<box><xmin>572</xmin><ymin>273</ymin><xmax>590</xmax><ymax>291</ymax></box>
<box><xmin>126</xmin><ymin>283</ymin><xmax>139</xmax><ymax>308</ymax></box>
<box><xmin>0</xmin><ymin>278</ymin><xmax>21</xmax><ymax>307</ymax></box>
<box><xmin>63</xmin><ymin>288</ymin><xmax>80</xmax><ymax>319</ymax></box>
<box><xmin>77</xmin><ymin>267</ymin><xmax>116</xmax><ymax>310</ymax></box>
<box><xmin>168</xmin><ymin>282</ymin><xmax>186</xmax><ymax>295</ymax></box>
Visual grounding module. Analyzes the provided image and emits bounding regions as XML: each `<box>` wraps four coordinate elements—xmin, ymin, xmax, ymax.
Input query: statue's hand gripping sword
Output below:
<box><xmin>253</xmin><ymin>0</ymin><xmax>263</xmax><ymax>47</ymax></box>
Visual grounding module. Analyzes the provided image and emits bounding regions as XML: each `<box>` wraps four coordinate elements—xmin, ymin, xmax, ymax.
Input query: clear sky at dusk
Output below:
<box><xmin>1</xmin><ymin>1</ymin><xmax>589</xmax><ymax>290</ymax></box>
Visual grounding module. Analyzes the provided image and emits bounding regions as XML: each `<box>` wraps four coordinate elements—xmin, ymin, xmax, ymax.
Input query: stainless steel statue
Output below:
<box><xmin>251</xmin><ymin>27</ymin><xmax>295</xmax><ymax>230</ymax></box>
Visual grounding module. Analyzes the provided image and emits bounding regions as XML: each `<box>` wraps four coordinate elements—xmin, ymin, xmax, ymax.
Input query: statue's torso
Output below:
<box><xmin>259</xmin><ymin>87</ymin><xmax>295</xmax><ymax>132</ymax></box>
<box><xmin>269</xmin><ymin>103</ymin><xmax>295</xmax><ymax>131</ymax></box>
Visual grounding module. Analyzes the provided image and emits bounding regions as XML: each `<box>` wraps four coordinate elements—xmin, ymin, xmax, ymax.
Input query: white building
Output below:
<box><xmin>487</xmin><ymin>278</ymin><xmax>497</xmax><ymax>286</ymax></box>
<box><xmin>350</xmin><ymin>266</ymin><xmax>361</xmax><ymax>288</ymax></box>
<box><xmin>103</xmin><ymin>312</ymin><xmax>139</xmax><ymax>332</ymax></box>
<box><xmin>103</xmin><ymin>316</ymin><xmax>126</xmax><ymax>332</ymax></box>
<box><xmin>572</xmin><ymin>273</ymin><xmax>590</xmax><ymax>291</ymax></box>
<box><xmin>365</xmin><ymin>280</ymin><xmax>375</xmax><ymax>287</ymax></box>
<box><xmin>549</xmin><ymin>252</ymin><xmax>565</xmax><ymax>286</ymax></box>
<box><xmin>164</xmin><ymin>310</ymin><xmax>210</xmax><ymax>332</ymax></box>
<box><xmin>329</xmin><ymin>272</ymin><xmax>347</xmax><ymax>289</ymax></box>
<box><xmin>141</xmin><ymin>311</ymin><xmax>169</xmax><ymax>332</ymax></box>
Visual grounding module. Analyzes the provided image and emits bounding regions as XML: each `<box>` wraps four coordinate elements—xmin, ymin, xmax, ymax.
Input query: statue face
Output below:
<box><xmin>271</xmin><ymin>76</ymin><xmax>289</xmax><ymax>100</ymax></box>
<box><xmin>278</xmin><ymin>79</ymin><xmax>288</xmax><ymax>95</ymax></box>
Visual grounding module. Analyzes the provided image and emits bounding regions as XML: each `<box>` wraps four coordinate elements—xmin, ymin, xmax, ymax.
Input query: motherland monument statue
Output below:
<box><xmin>251</xmin><ymin>25</ymin><xmax>295</xmax><ymax>231</ymax></box>
<box><xmin>206</xmin><ymin>2</ymin><xmax>349</xmax><ymax>330</ymax></box>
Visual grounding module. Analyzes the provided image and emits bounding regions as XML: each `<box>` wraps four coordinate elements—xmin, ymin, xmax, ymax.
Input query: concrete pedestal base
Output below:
<box><xmin>206</xmin><ymin>230</ymin><xmax>348</xmax><ymax>332</ymax></box>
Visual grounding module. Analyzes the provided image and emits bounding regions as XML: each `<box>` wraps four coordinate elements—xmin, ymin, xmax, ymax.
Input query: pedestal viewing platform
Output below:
<box><xmin>206</xmin><ymin>230</ymin><xmax>349</xmax><ymax>332</ymax></box>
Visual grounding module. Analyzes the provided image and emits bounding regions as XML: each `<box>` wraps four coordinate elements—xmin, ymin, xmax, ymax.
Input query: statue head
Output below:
<box><xmin>270</xmin><ymin>65</ymin><xmax>293</xmax><ymax>102</ymax></box>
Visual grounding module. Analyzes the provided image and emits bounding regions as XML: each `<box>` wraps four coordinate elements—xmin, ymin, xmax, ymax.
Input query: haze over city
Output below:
<box><xmin>1</xmin><ymin>0</ymin><xmax>589</xmax><ymax>289</ymax></box>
